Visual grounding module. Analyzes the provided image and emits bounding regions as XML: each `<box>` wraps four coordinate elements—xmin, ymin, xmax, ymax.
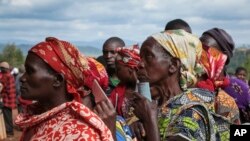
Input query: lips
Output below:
<box><xmin>106</xmin><ymin>60</ymin><xmax>114</xmax><ymax>65</ymax></box>
<box><xmin>20</xmin><ymin>86</ymin><xmax>27</xmax><ymax>93</ymax></box>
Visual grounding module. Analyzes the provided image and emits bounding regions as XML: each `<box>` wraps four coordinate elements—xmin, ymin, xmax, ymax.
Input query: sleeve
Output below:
<box><xmin>166</xmin><ymin>108</ymin><xmax>208</xmax><ymax>141</ymax></box>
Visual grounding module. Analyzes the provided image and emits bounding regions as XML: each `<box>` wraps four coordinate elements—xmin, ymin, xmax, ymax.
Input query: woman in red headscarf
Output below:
<box><xmin>15</xmin><ymin>37</ymin><xmax>113</xmax><ymax>141</ymax></box>
<box><xmin>109</xmin><ymin>45</ymin><xmax>140</xmax><ymax>117</ymax></box>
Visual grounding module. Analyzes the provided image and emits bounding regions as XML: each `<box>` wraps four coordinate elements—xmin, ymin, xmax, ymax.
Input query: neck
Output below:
<box><xmin>39</xmin><ymin>90</ymin><xmax>71</xmax><ymax>112</ymax></box>
<box><xmin>154</xmin><ymin>76</ymin><xmax>182</xmax><ymax>104</ymax></box>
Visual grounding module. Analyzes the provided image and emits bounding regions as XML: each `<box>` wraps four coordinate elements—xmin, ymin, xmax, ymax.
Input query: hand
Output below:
<box><xmin>94</xmin><ymin>100</ymin><xmax>117</xmax><ymax>140</ymax></box>
<box><xmin>131</xmin><ymin>92</ymin><xmax>158</xmax><ymax>121</ymax></box>
<box><xmin>241</xmin><ymin>108</ymin><xmax>250</xmax><ymax>123</ymax></box>
<box><xmin>131</xmin><ymin>92</ymin><xmax>160</xmax><ymax>141</ymax></box>
<box><xmin>130</xmin><ymin>121</ymin><xmax>145</xmax><ymax>140</ymax></box>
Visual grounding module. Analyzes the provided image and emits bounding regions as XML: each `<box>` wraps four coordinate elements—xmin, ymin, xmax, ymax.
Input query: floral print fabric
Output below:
<box><xmin>15</xmin><ymin>101</ymin><xmax>113</xmax><ymax>141</ymax></box>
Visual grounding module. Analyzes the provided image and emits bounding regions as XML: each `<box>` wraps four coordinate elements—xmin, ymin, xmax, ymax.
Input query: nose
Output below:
<box><xmin>107</xmin><ymin>52</ymin><xmax>115</xmax><ymax>58</ymax></box>
<box><xmin>137</xmin><ymin>60</ymin><xmax>145</xmax><ymax>70</ymax></box>
<box><xmin>20</xmin><ymin>72</ymin><xmax>26</xmax><ymax>83</ymax></box>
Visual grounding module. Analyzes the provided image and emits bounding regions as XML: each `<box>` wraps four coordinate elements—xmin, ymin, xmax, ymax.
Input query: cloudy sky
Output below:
<box><xmin>0</xmin><ymin>0</ymin><xmax>250</xmax><ymax>47</ymax></box>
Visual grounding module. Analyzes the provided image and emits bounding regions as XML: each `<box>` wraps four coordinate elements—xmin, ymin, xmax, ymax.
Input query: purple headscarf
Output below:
<box><xmin>224</xmin><ymin>77</ymin><xmax>250</xmax><ymax>110</ymax></box>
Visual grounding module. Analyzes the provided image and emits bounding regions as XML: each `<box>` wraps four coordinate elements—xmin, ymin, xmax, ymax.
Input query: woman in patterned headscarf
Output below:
<box><xmin>198</xmin><ymin>28</ymin><xmax>241</xmax><ymax>125</ymax></box>
<box><xmin>109</xmin><ymin>45</ymin><xmax>140</xmax><ymax>116</ymax></box>
<box><xmin>15</xmin><ymin>37</ymin><xmax>113</xmax><ymax>141</ymax></box>
<box><xmin>197</xmin><ymin>44</ymin><xmax>240</xmax><ymax>124</ymax></box>
<box><xmin>131</xmin><ymin>30</ymin><xmax>230</xmax><ymax>141</ymax></box>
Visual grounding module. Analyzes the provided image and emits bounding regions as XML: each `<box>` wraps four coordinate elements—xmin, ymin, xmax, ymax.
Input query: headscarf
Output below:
<box><xmin>202</xmin><ymin>28</ymin><xmax>235</xmax><ymax>61</ymax></box>
<box><xmin>197</xmin><ymin>45</ymin><xmax>230</xmax><ymax>91</ymax></box>
<box><xmin>29</xmin><ymin>37</ymin><xmax>108</xmax><ymax>102</ymax></box>
<box><xmin>151</xmin><ymin>29</ymin><xmax>203</xmax><ymax>90</ymax></box>
<box><xmin>116</xmin><ymin>44</ymin><xmax>141</xmax><ymax>69</ymax></box>
<box><xmin>224</xmin><ymin>77</ymin><xmax>250</xmax><ymax>110</ymax></box>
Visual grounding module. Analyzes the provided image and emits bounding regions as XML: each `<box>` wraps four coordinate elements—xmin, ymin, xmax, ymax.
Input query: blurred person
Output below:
<box><xmin>165</xmin><ymin>18</ymin><xmax>192</xmax><ymax>33</ymax></box>
<box><xmin>102</xmin><ymin>37</ymin><xmax>125</xmax><ymax>95</ymax></box>
<box><xmin>109</xmin><ymin>45</ymin><xmax>140</xmax><ymax>117</ymax></box>
<box><xmin>0</xmin><ymin>61</ymin><xmax>16</xmax><ymax>138</ymax></box>
<box><xmin>198</xmin><ymin>28</ymin><xmax>240</xmax><ymax>124</ymax></box>
<box><xmin>235</xmin><ymin>66</ymin><xmax>248</xmax><ymax>83</ymax></box>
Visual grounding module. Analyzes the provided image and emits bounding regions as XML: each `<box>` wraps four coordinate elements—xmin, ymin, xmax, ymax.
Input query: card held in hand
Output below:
<box><xmin>92</xmin><ymin>79</ymin><xmax>108</xmax><ymax>103</ymax></box>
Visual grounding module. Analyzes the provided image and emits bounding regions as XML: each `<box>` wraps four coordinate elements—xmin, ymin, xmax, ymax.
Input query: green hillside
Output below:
<box><xmin>227</xmin><ymin>47</ymin><xmax>250</xmax><ymax>75</ymax></box>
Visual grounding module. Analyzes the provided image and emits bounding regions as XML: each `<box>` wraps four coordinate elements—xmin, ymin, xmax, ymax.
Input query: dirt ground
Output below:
<box><xmin>0</xmin><ymin>109</ymin><xmax>22</xmax><ymax>141</ymax></box>
<box><xmin>0</xmin><ymin>129</ymin><xmax>22</xmax><ymax>141</ymax></box>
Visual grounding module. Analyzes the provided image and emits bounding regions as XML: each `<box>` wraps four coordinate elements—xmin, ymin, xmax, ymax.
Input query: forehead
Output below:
<box><xmin>200</xmin><ymin>34</ymin><xmax>221</xmax><ymax>50</ymax></box>
<box><xmin>103</xmin><ymin>42</ymin><xmax>123</xmax><ymax>50</ymax></box>
<box><xmin>141</xmin><ymin>38</ymin><xmax>164</xmax><ymax>55</ymax></box>
<box><xmin>25</xmin><ymin>52</ymin><xmax>49</xmax><ymax>69</ymax></box>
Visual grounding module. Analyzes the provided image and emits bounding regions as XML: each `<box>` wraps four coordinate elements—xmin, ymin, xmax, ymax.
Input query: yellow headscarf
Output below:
<box><xmin>151</xmin><ymin>30</ymin><xmax>203</xmax><ymax>90</ymax></box>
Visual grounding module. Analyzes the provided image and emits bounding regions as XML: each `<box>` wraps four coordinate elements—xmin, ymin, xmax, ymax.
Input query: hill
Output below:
<box><xmin>0</xmin><ymin>44</ymin><xmax>102</xmax><ymax>58</ymax></box>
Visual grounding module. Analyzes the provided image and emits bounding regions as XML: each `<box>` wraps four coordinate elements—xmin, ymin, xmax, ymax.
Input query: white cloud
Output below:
<box><xmin>0</xmin><ymin>0</ymin><xmax>250</xmax><ymax>46</ymax></box>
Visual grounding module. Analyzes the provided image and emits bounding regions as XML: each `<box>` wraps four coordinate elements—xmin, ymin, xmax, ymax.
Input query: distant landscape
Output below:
<box><xmin>1</xmin><ymin>42</ymin><xmax>250</xmax><ymax>76</ymax></box>
<box><xmin>0</xmin><ymin>43</ymin><xmax>102</xmax><ymax>58</ymax></box>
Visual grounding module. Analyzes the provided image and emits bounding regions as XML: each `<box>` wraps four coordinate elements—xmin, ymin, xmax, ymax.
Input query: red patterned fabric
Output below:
<box><xmin>108</xmin><ymin>83</ymin><xmax>126</xmax><ymax>116</ymax></box>
<box><xmin>15</xmin><ymin>37</ymin><xmax>112</xmax><ymax>141</ymax></box>
<box><xmin>0</xmin><ymin>71</ymin><xmax>16</xmax><ymax>109</ymax></box>
<box><xmin>15</xmin><ymin>101</ymin><xmax>113</xmax><ymax>141</ymax></box>
<box><xmin>30</xmin><ymin>37</ymin><xmax>108</xmax><ymax>102</ymax></box>
<box><xmin>116</xmin><ymin>44</ymin><xmax>140</xmax><ymax>69</ymax></box>
<box><xmin>197</xmin><ymin>45</ymin><xmax>229</xmax><ymax>91</ymax></box>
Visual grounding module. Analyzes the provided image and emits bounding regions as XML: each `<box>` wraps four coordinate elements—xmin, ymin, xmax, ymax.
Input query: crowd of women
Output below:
<box><xmin>10</xmin><ymin>19</ymin><xmax>250</xmax><ymax>141</ymax></box>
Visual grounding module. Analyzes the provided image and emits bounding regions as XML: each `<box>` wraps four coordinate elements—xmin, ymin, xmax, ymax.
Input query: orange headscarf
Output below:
<box><xmin>29</xmin><ymin>37</ymin><xmax>108</xmax><ymax>102</ymax></box>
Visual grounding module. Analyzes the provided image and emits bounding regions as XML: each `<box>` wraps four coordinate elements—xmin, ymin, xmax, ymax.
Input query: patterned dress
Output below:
<box><xmin>15</xmin><ymin>101</ymin><xmax>113</xmax><ymax>141</ymax></box>
<box><xmin>158</xmin><ymin>88</ymin><xmax>230</xmax><ymax>141</ymax></box>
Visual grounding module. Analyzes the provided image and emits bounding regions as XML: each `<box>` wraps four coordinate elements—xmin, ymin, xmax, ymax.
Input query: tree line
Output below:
<box><xmin>0</xmin><ymin>44</ymin><xmax>24</xmax><ymax>68</ymax></box>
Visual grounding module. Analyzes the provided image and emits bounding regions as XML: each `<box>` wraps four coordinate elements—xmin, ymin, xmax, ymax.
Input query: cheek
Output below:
<box><xmin>117</xmin><ymin>69</ymin><xmax>130</xmax><ymax>81</ymax></box>
<box><xmin>27</xmin><ymin>74</ymin><xmax>54</xmax><ymax>93</ymax></box>
<box><xmin>145</xmin><ymin>62</ymin><xmax>168</xmax><ymax>83</ymax></box>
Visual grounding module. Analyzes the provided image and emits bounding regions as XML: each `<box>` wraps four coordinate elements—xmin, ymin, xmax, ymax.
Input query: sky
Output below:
<box><xmin>0</xmin><ymin>0</ymin><xmax>250</xmax><ymax>47</ymax></box>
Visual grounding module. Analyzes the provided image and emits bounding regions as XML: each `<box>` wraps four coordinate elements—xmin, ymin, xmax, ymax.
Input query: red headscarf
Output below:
<box><xmin>29</xmin><ymin>37</ymin><xmax>108</xmax><ymax>102</ymax></box>
<box><xmin>116</xmin><ymin>44</ymin><xmax>141</xmax><ymax>69</ymax></box>
<box><xmin>197</xmin><ymin>45</ymin><xmax>230</xmax><ymax>91</ymax></box>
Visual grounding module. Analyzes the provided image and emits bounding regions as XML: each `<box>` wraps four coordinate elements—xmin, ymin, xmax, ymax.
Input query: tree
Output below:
<box><xmin>0</xmin><ymin>43</ymin><xmax>24</xmax><ymax>67</ymax></box>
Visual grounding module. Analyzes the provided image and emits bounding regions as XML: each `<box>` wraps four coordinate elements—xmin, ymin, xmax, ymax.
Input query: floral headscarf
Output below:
<box><xmin>197</xmin><ymin>45</ymin><xmax>229</xmax><ymax>91</ymax></box>
<box><xmin>151</xmin><ymin>30</ymin><xmax>203</xmax><ymax>90</ymax></box>
<box><xmin>30</xmin><ymin>37</ymin><xmax>108</xmax><ymax>102</ymax></box>
<box><xmin>116</xmin><ymin>44</ymin><xmax>141</xmax><ymax>69</ymax></box>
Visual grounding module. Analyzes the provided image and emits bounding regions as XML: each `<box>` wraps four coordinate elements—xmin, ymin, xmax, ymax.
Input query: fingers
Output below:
<box><xmin>138</xmin><ymin>122</ymin><xmax>146</xmax><ymax>137</ymax></box>
<box><xmin>132</xmin><ymin>123</ymin><xmax>142</xmax><ymax>140</ymax></box>
<box><xmin>94</xmin><ymin>100</ymin><xmax>116</xmax><ymax>119</ymax></box>
<box><xmin>132</xmin><ymin>91</ymin><xmax>145</xmax><ymax>100</ymax></box>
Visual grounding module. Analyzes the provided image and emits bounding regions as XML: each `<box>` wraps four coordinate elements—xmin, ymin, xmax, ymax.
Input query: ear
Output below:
<box><xmin>168</xmin><ymin>57</ymin><xmax>181</xmax><ymax>74</ymax></box>
<box><xmin>53</xmin><ymin>73</ymin><xmax>65</xmax><ymax>88</ymax></box>
<box><xmin>128</xmin><ymin>67</ymin><xmax>133</xmax><ymax>74</ymax></box>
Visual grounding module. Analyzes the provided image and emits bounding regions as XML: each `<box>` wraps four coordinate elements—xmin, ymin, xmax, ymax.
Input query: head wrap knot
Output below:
<box><xmin>116</xmin><ymin>44</ymin><xmax>141</xmax><ymax>69</ymax></box>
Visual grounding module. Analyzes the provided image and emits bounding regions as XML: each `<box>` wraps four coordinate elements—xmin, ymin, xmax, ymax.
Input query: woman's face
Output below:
<box><xmin>236</xmin><ymin>70</ymin><xmax>247</xmax><ymax>82</ymax></box>
<box><xmin>115</xmin><ymin>60</ymin><xmax>137</xmax><ymax>84</ymax></box>
<box><xmin>20</xmin><ymin>52</ymin><xmax>56</xmax><ymax>101</ymax></box>
<box><xmin>137</xmin><ymin>37</ymin><xmax>171</xmax><ymax>85</ymax></box>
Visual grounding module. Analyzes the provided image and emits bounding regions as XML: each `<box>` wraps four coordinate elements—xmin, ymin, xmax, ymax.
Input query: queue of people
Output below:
<box><xmin>0</xmin><ymin>18</ymin><xmax>250</xmax><ymax>141</ymax></box>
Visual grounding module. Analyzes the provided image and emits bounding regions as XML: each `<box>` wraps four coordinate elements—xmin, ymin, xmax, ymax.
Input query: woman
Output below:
<box><xmin>109</xmin><ymin>45</ymin><xmax>140</xmax><ymax>117</ymax></box>
<box><xmin>235</xmin><ymin>67</ymin><xmax>248</xmax><ymax>83</ymax></box>
<box><xmin>15</xmin><ymin>37</ymin><xmax>113</xmax><ymax>141</ymax></box>
<box><xmin>132</xmin><ymin>30</ymin><xmax>230</xmax><ymax>141</ymax></box>
<box><xmin>108</xmin><ymin>45</ymin><xmax>140</xmax><ymax>140</ymax></box>
<box><xmin>198</xmin><ymin>28</ymin><xmax>240</xmax><ymax>124</ymax></box>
